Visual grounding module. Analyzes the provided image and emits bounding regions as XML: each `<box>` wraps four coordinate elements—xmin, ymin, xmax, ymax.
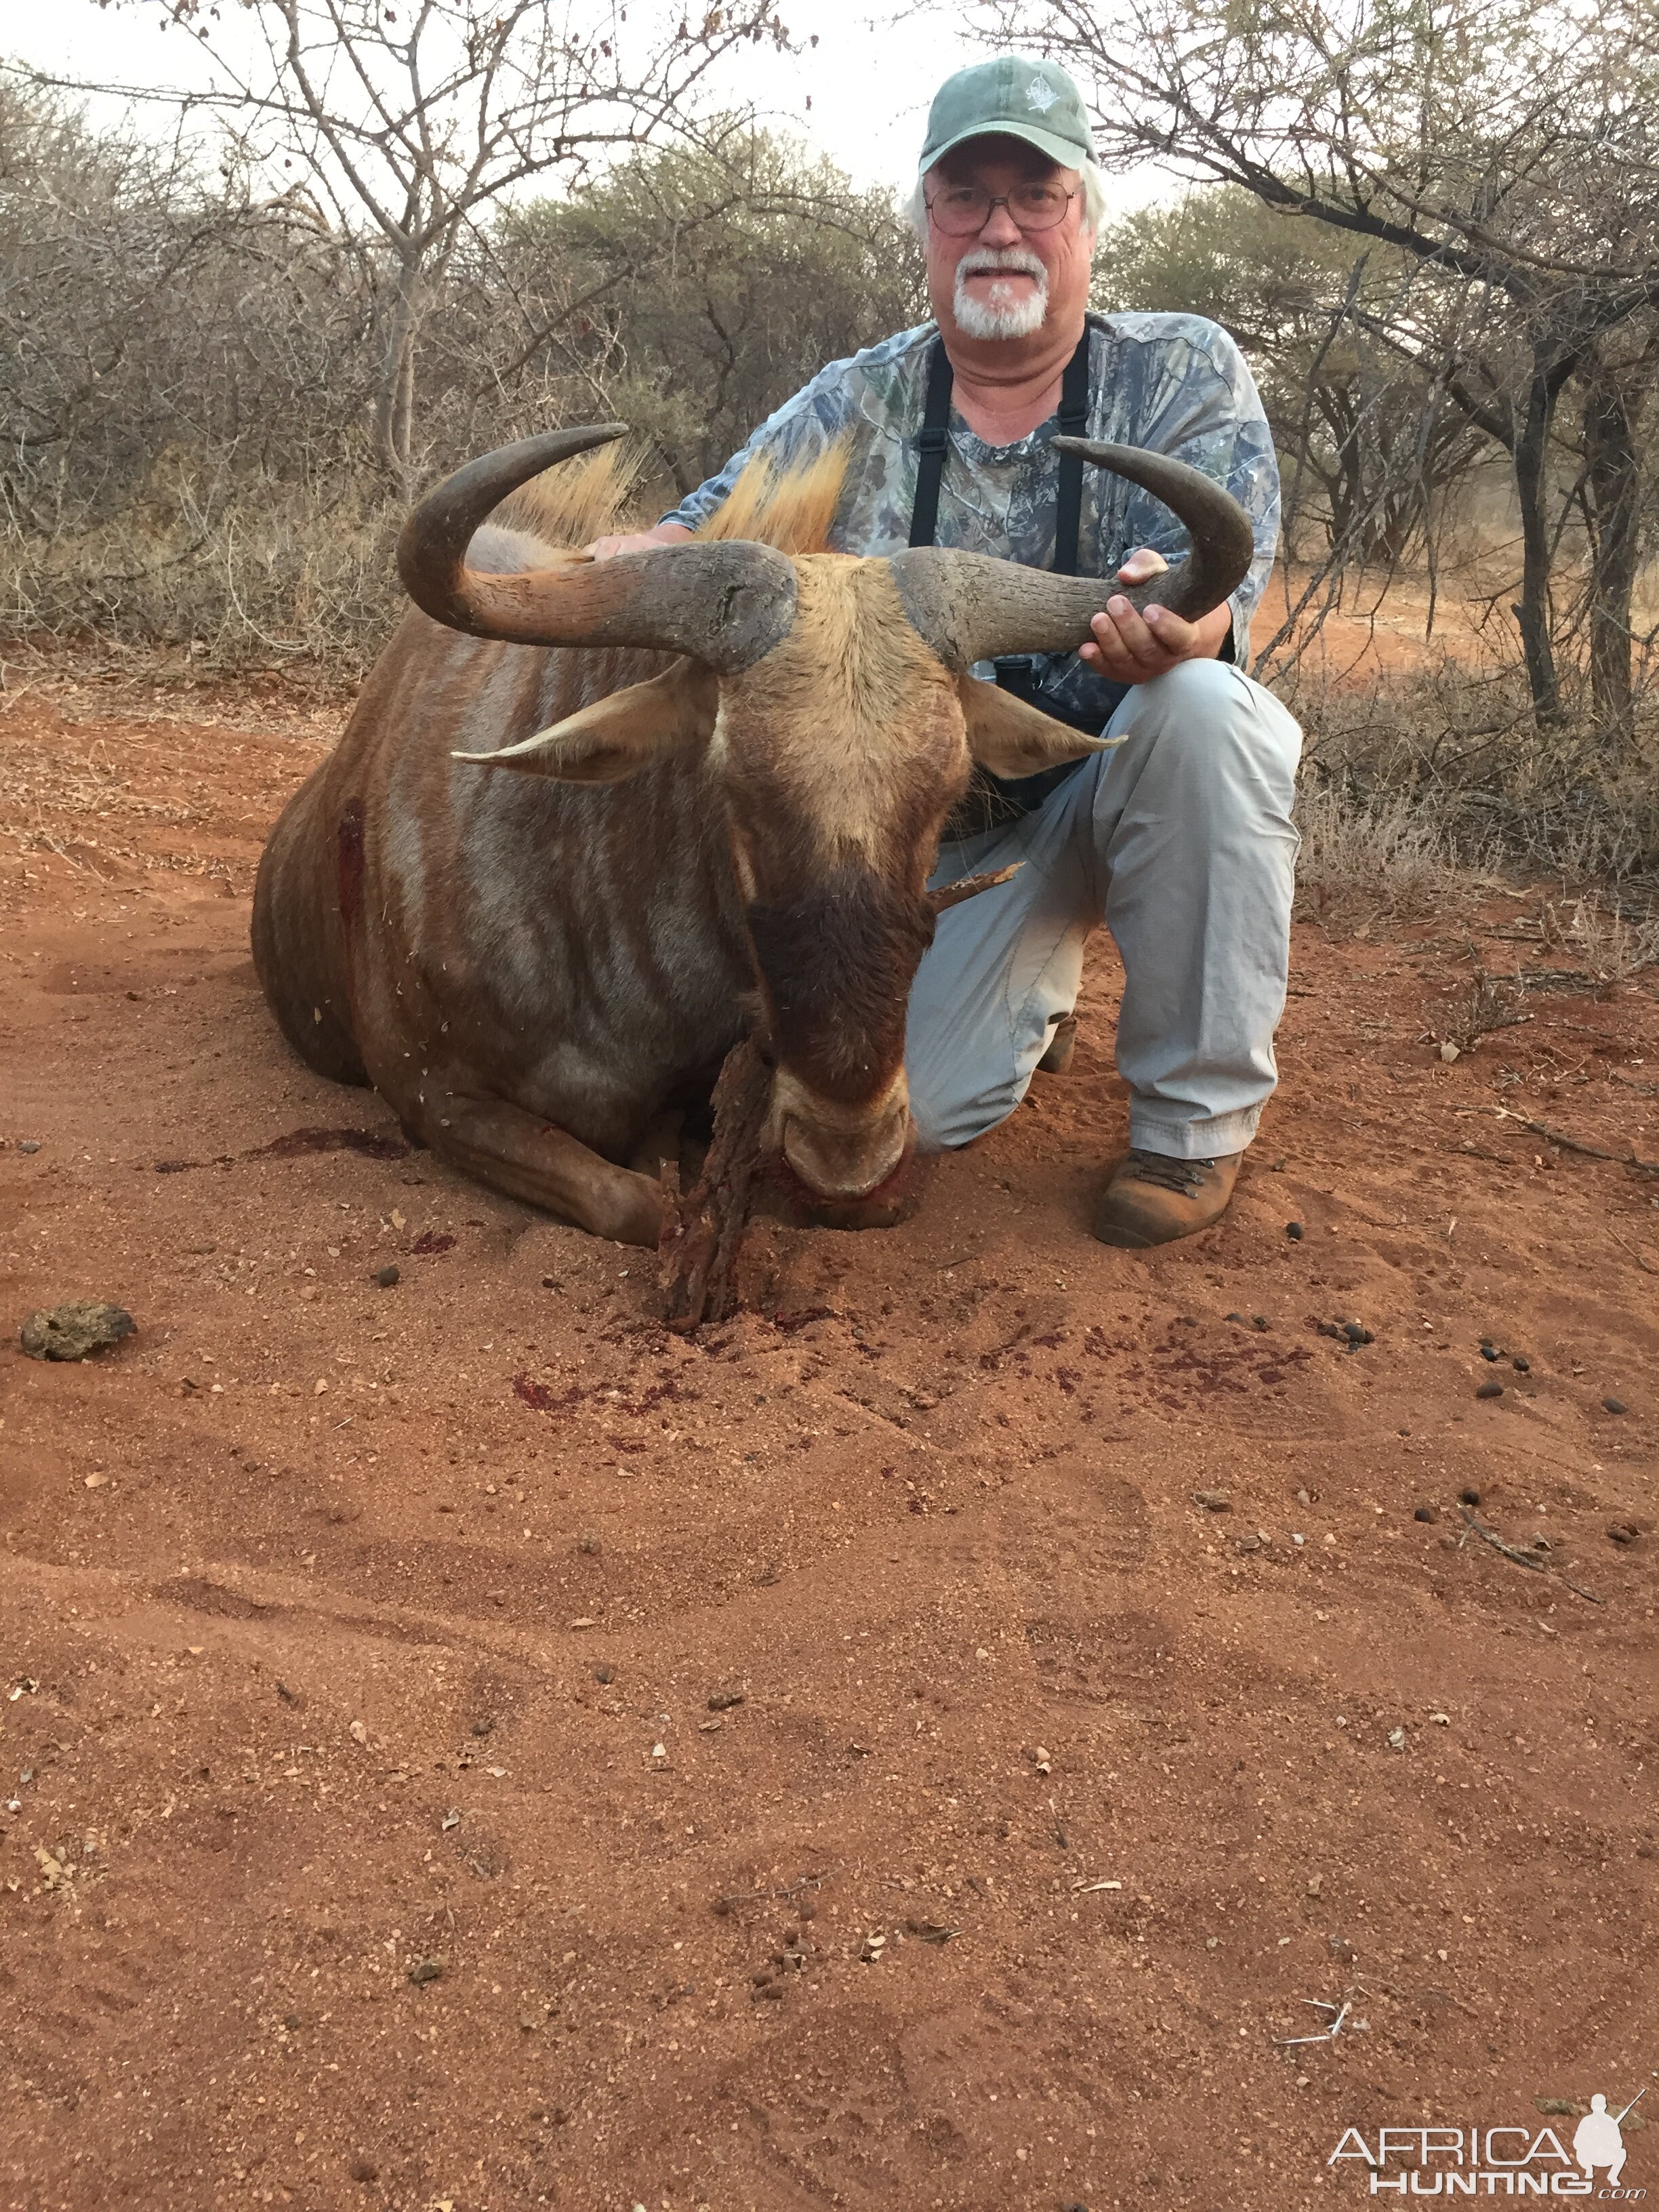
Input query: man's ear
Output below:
<box><xmin>959</xmin><ymin>674</ymin><xmax>1120</xmax><ymax>779</ymax></box>
<box><xmin>453</xmin><ymin>659</ymin><xmax>718</xmax><ymax>783</ymax></box>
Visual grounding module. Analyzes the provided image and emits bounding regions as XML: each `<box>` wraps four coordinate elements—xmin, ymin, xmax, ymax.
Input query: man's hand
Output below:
<box><xmin>583</xmin><ymin>520</ymin><xmax>695</xmax><ymax>562</ymax></box>
<box><xmin>1078</xmin><ymin>546</ymin><xmax>1233</xmax><ymax>683</ymax></box>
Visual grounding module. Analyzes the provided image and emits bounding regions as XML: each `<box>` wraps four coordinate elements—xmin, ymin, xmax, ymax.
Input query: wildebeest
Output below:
<box><xmin>251</xmin><ymin>423</ymin><xmax>1252</xmax><ymax>1246</ymax></box>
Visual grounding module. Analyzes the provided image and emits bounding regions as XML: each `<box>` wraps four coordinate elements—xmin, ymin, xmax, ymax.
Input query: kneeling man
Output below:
<box><xmin>592</xmin><ymin>55</ymin><xmax>1301</xmax><ymax>1247</ymax></box>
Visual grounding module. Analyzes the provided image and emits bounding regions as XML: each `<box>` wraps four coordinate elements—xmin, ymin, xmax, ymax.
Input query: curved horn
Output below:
<box><xmin>886</xmin><ymin>439</ymin><xmax>1256</xmax><ymax>670</ymax></box>
<box><xmin>396</xmin><ymin>426</ymin><xmax>798</xmax><ymax>674</ymax></box>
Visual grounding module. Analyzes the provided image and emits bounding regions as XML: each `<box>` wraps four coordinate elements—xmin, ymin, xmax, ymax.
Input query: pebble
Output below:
<box><xmin>373</xmin><ymin>1263</ymin><xmax>400</xmax><ymax>1288</ymax></box>
<box><xmin>1286</xmin><ymin>1221</ymin><xmax>1305</xmax><ymax>1240</ymax></box>
<box><xmin>1603</xmin><ymin>1397</ymin><xmax>1628</xmax><ymax>1416</ymax></box>
<box><xmin>707</xmin><ymin>1689</ymin><xmax>745</xmax><ymax>1712</ymax></box>
<box><xmin>18</xmin><ymin>1139</ymin><xmax>41</xmax><ymax>1155</ymax></box>
<box><xmin>1414</xmin><ymin>1505</ymin><xmax>1437</xmax><ymax>1523</ymax></box>
<box><xmin>1459</xmin><ymin>1487</ymin><xmax>1481</xmax><ymax>1506</ymax></box>
<box><xmin>1192</xmin><ymin>1490</ymin><xmax>1231</xmax><ymax>1513</ymax></box>
<box><xmin>577</xmin><ymin>1534</ymin><xmax>602</xmax><ymax>1555</ymax></box>
<box><xmin>1234</xmin><ymin>1533</ymin><xmax>1262</xmax><ymax>1555</ymax></box>
<box><xmin>1342</xmin><ymin>1322</ymin><xmax>1374</xmax><ymax>1347</ymax></box>
<box><xmin>19</xmin><ymin>1301</ymin><xmax>137</xmax><ymax>1362</ymax></box>
<box><xmin>1607</xmin><ymin>1523</ymin><xmax>1639</xmax><ymax>1547</ymax></box>
<box><xmin>348</xmin><ymin>2157</ymin><xmax>379</xmax><ymax>2184</ymax></box>
<box><xmin>1476</xmin><ymin>1380</ymin><xmax>1503</xmax><ymax>1399</ymax></box>
<box><xmin>407</xmin><ymin>1957</ymin><xmax>444</xmax><ymax>1985</ymax></box>
<box><xmin>1513</xmin><ymin>1355</ymin><xmax>1530</xmax><ymax>1373</ymax></box>
<box><xmin>1480</xmin><ymin>1346</ymin><xmax>1501</xmax><ymax>1362</ymax></box>
<box><xmin>593</xmin><ymin>1664</ymin><xmax>615</xmax><ymax>1684</ymax></box>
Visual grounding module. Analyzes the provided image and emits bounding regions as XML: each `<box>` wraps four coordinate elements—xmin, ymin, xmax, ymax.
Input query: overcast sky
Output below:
<box><xmin>5</xmin><ymin>0</ymin><xmax>1167</xmax><ymax>213</ymax></box>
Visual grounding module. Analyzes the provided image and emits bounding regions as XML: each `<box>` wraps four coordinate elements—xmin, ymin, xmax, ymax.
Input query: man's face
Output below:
<box><xmin>923</xmin><ymin>135</ymin><xmax>1093</xmax><ymax>346</ymax></box>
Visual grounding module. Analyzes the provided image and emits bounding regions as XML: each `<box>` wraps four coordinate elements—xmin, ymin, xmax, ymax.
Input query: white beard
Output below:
<box><xmin>952</xmin><ymin>246</ymin><xmax>1050</xmax><ymax>340</ymax></box>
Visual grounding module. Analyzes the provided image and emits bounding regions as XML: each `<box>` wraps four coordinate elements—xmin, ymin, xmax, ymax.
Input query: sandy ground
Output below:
<box><xmin>1</xmin><ymin>665</ymin><xmax>1657</xmax><ymax>2212</ymax></box>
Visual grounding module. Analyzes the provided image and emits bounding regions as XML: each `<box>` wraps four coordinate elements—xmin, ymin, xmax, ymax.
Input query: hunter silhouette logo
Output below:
<box><xmin>1328</xmin><ymin>2087</ymin><xmax>1647</xmax><ymax>2196</ymax></box>
<box><xmin>1576</xmin><ymin>2095</ymin><xmax>1637</xmax><ymax>2188</ymax></box>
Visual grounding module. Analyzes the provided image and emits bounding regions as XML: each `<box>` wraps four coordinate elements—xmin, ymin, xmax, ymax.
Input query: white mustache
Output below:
<box><xmin>955</xmin><ymin>247</ymin><xmax>1048</xmax><ymax>283</ymax></box>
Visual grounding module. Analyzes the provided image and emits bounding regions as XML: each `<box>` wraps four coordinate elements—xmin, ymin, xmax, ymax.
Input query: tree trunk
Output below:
<box><xmin>373</xmin><ymin>257</ymin><xmax>424</xmax><ymax>478</ymax></box>
<box><xmin>1511</xmin><ymin>363</ymin><xmax>1561</xmax><ymax>726</ymax></box>
<box><xmin>1580</xmin><ymin>356</ymin><xmax>1640</xmax><ymax>743</ymax></box>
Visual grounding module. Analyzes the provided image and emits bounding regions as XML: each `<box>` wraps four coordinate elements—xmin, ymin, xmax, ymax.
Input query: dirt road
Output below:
<box><xmin>2</xmin><ymin>674</ymin><xmax>1656</xmax><ymax>2212</ymax></box>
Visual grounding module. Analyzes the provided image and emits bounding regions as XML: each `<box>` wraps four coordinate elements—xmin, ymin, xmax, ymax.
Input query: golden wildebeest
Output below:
<box><xmin>251</xmin><ymin>424</ymin><xmax>1252</xmax><ymax>1246</ymax></box>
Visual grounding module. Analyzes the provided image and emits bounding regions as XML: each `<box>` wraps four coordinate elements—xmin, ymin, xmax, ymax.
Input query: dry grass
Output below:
<box><xmin>1279</xmin><ymin>640</ymin><xmax>1659</xmax><ymax>951</ymax></box>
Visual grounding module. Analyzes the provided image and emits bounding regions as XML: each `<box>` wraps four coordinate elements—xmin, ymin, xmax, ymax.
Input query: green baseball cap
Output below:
<box><xmin>918</xmin><ymin>55</ymin><xmax>1094</xmax><ymax>176</ymax></box>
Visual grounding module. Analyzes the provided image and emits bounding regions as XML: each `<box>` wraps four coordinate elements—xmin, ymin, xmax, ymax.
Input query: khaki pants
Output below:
<box><xmin>906</xmin><ymin>657</ymin><xmax>1303</xmax><ymax>1161</ymax></box>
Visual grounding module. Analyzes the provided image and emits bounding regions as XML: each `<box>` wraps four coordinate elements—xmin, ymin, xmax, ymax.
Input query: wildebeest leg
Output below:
<box><xmin>434</xmin><ymin>1099</ymin><xmax>663</xmax><ymax>1246</ymax></box>
<box><xmin>628</xmin><ymin>1109</ymin><xmax>684</xmax><ymax>1178</ymax></box>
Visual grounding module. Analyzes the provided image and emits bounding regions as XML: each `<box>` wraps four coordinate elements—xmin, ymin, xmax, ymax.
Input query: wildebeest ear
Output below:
<box><xmin>452</xmin><ymin>661</ymin><xmax>716</xmax><ymax>784</ymax></box>
<box><xmin>958</xmin><ymin>675</ymin><xmax>1122</xmax><ymax>781</ymax></box>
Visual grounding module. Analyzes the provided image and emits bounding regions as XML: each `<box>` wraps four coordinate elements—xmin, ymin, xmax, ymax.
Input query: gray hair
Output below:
<box><xmin>905</xmin><ymin>158</ymin><xmax>1109</xmax><ymax>243</ymax></box>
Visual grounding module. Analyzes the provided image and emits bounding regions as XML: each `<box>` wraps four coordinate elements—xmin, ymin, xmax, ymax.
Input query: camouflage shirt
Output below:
<box><xmin>661</xmin><ymin>311</ymin><xmax>1280</xmax><ymax>735</ymax></box>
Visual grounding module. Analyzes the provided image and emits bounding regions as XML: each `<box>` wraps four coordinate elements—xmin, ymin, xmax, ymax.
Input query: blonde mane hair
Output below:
<box><xmin>501</xmin><ymin>436</ymin><xmax>849</xmax><ymax>558</ymax></box>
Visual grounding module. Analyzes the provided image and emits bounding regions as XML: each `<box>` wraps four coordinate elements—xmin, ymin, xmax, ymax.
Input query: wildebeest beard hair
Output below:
<box><xmin>746</xmin><ymin>867</ymin><xmax>937</xmax><ymax>1105</ymax></box>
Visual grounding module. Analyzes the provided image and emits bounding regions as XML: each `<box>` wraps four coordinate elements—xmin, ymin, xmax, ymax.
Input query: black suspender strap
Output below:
<box><xmin>907</xmin><ymin>323</ymin><xmax>1094</xmax><ymax>567</ymax></box>
<box><xmin>1052</xmin><ymin>326</ymin><xmax>1092</xmax><ymax>577</ymax></box>
<box><xmin>907</xmin><ymin>335</ymin><xmax>955</xmax><ymax>549</ymax></box>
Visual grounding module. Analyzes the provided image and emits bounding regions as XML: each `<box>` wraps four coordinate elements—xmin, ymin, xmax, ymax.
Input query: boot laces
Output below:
<box><xmin>1122</xmin><ymin>1149</ymin><xmax>1213</xmax><ymax>1196</ymax></box>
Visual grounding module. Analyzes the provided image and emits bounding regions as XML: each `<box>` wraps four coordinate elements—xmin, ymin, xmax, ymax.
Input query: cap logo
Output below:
<box><xmin>1025</xmin><ymin>75</ymin><xmax>1060</xmax><ymax>112</ymax></box>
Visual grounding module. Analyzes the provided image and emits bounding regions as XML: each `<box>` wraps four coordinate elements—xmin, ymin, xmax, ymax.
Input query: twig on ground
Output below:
<box><xmin>1608</xmin><ymin>1227</ymin><xmax>1659</xmax><ymax>1276</ymax></box>
<box><xmin>1274</xmin><ymin>1999</ymin><xmax>1350</xmax><ymax>2047</ymax></box>
<box><xmin>1458</xmin><ymin>1506</ymin><xmax>1603</xmax><ymax>1605</ymax></box>
<box><xmin>1492</xmin><ymin>1108</ymin><xmax>1659</xmax><ymax>1177</ymax></box>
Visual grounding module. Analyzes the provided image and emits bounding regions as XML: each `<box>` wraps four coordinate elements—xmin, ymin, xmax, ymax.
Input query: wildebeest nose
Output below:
<box><xmin>781</xmin><ymin>1105</ymin><xmax>909</xmax><ymax>1201</ymax></box>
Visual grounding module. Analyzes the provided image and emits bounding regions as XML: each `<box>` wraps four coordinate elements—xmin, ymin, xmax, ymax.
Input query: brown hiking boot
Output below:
<box><xmin>1091</xmin><ymin>1149</ymin><xmax>1242</xmax><ymax>1249</ymax></box>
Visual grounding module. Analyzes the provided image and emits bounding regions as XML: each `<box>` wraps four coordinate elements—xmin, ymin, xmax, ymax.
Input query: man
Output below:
<box><xmin>590</xmin><ymin>54</ymin><xmax>1301</xmax><ymax>1248</ymax></box>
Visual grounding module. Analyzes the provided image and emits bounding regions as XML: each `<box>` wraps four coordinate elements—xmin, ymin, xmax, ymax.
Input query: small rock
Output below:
<box><xmin>1476</xmin><ymin>1379</ymin><xmax>1503</xmax><ymax>1400</ymax></box>
<box><xmin>18</xmin><ymin>1139</ymin><xmax>41</xmax><ymax>1155</ymax></box>
<box><xmin>577</xmin><ymin>1534</ymin><xmax>601</xmax><ymax>1555</ymax></box>
<box><xmin>592</xmin><ymin>1664</ymin><xmax>614</xmax><ymax>1684</ymax></box>
<box><xmin>470</xmin><ymin>1716</ymin><xmax>494</xmax><ymax>1738</ymax></box>
<box><xmin>1233</xmin><ymin>1533</ymin><xmax>1262</xmax><ymax>1555</ymax></box>
<box><xmin>1387</xmin><ymin>1727</ymin><xmax>1406</xmax><ymax>1750</ymax></box>
<box><xmin>373</xmin><ymin>1263</ymin><xmax>400</xmax><ymax>1289</ymax></box>
<box><xmin>707</xmin><ymin>1689</ymin><xmax>745</xmax><ymax>1711</ymax></box>
<box><xmin>1459</xmin><ymin>1486</ymin><xmax>1481</xmax><ymax>1506</ymax></box>
<box><xmin>1192</xmin><ymin>1489</ymin><xmax>1231</xmax><ymax>1513</ymax></box>
<box><xmin>1512</xmin><ymin>1355</ymin><xmax>1530</xmax><ymax>1373</ymax></box>
<box><xmin>1253</xmin><ymin>1315</ymin><xmax>1270</xmax><ymax>1330</ymax></box>
<box><xmin>1602</xmin><ymin>1397</ymin><xmax>1628</xmax><ymax>1416</ymax></box>
<box><xmin>1328</xmin><ymin>1935</ymin><xmax>1355</xmax><ymax>1963</ymax></box>
<box><xmin>20</xmin><ymin>1302</ymin><xmax>137</xmax><ymax>1362</ymax></box>
<box><xmin>348</xmin><ymin>1719</ymin><xmax>367</xmax><ymax>1744</ymax></box>
<box><xmin>1295</xmin><ymin>1487</ymin><xmax>1312</xmax><ymax>1506</ymax></box>
<box><xmin>1286</xmin><ymin>1221</ymin><xmax>1304</xmax><ymax>1240</ymax></box>
<box><xmin>1439</xmin><ymin>1040</ymin><xmax>1460</xmax><ymax>1062</ymax></box>
<box><xmin>348</xmin><ymin>2156</ymin><xmax>379</xmax><ymax>2184</ymax></box>
<box><xmin>1342</xmin><ymin>1322</ymin><xmax>1374</xmax><ymax>1346</ymax></box>
<box><xmin>407</xmin><ymin>1957</ymin><xmax>444</xmax><ymax>1986</ymax></box>
<box><xmin>1225</xmin><ymin>1310</ymin><xmax>1246</xmax><ymax>1323</ymax></box>
<box><xmin>1480</xmin><ymin>1345</ymin><xmax>1501</xmax><ymax>1362</ymax></box>
<box><xmin>1414</xmin><ymin>1504</ymin><xmax>1437</xmax><ymax>1523</ymax></box>
<box><xmin>1607</xmin><ymin>1523</ymin><xmax>1639</xmax><ymax>1547</ymax></box>
<box><xmin>283</xmin><ymin>2011</ymin><xmax>304</xmax><ymax>2030</ymax></box>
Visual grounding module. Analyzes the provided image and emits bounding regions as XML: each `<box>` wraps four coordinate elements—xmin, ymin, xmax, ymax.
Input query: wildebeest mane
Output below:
<box><xmin>493</xmin><ymin>438</ymin><xmax>850</xmax><ymax>562</ymax></box>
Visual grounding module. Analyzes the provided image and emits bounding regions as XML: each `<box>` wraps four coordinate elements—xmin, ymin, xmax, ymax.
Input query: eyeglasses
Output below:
<box><xmin>924</xmin><ymin>182</ymin><xmax>1078</xmax><ymax>236</ymax></box>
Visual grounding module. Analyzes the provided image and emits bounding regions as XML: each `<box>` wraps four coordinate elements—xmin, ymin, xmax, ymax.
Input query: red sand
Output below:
<box><xmin>2</xmin><ymin>672</ymin><xmax>1656</xmax><ymax>2212</ymax></box>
